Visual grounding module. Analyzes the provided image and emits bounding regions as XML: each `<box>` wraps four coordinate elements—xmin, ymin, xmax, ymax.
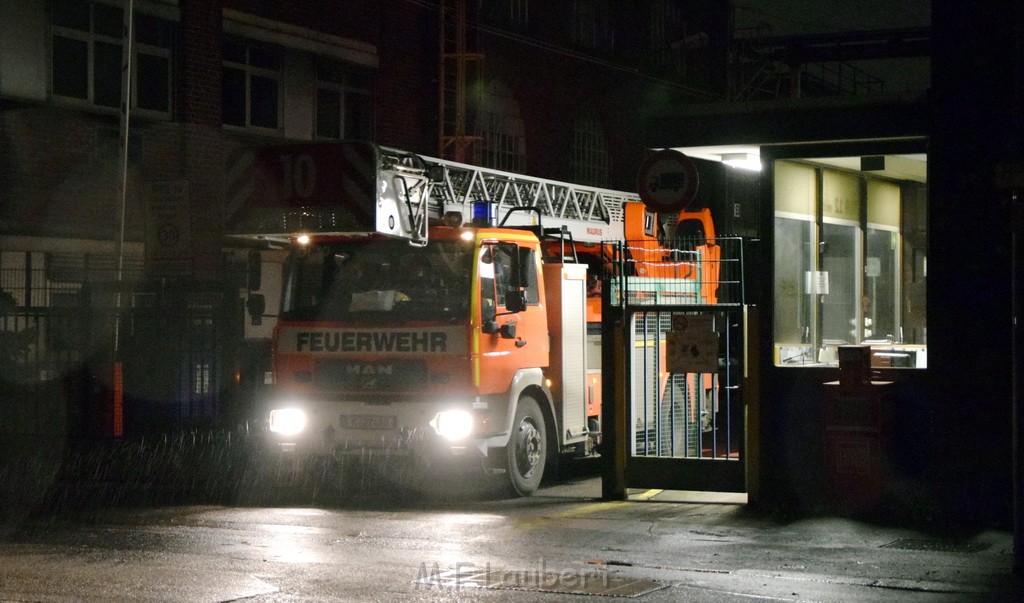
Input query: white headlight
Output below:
<box><xmin>269</xmin><ymin>408</ymin><xmax>307</xmax><ymax>436</ymax></box>
<box><xmin>431</xmin><ymin>409</ymin><xmax>474</xmax><ymax>441</ymax></box>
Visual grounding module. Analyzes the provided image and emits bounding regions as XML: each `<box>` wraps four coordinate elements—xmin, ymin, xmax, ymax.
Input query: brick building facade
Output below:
<box><xmin>0</xmin><ymin>0</ymin><xmax>729</xmax><ymax>432</ymax></box>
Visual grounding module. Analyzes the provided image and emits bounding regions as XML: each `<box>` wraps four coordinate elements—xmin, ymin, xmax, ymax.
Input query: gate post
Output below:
<box><xmin>601</xmin><ymin>280</ymin><xmax>627</xmax><ymax>500</ymax></box>
<box><xmin>744</xmin><ymin>305</ymin><xmax>761</xmax><ymax>503</ymax></box>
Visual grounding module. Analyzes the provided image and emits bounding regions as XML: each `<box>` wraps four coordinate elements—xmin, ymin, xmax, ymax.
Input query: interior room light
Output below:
<box><xmin>721</xmin><ymin>153</ymin><xmax>762</xmax><ymax>172</ymax></box>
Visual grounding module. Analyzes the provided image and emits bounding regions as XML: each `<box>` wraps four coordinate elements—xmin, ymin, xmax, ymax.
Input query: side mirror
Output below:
<box><xmin>247</xmin><ymin>250</ymin><xmax>262</xmax><ymax>291</ymax></box>
<box><xmin>246</xmin><ymin>293</ymin><xmax>266</xmax><ymax>326</ymax></box>
<box><xmin>499</xmin><ymin>321</ymin><xmax>517</xmax><ymax>339</ymax></box>
<box><xmin>504</xmin><ymin>288</ymin><xmax>526</xmax><ymax>313</ymax></box>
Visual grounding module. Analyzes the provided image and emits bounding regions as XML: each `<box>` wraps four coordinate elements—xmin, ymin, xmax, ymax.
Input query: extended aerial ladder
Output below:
<box><xmin>230</xmin><ymin>140</ymin><xmax>719</xmax><ymax>302</ymax></box>
<box><xmin>411</xmin><ymin>150</ymin><xmax>637</xmax><ymax>244</ymax></box>
<box><xmin>231</xmin><ymin>141</ymin><xmax>635</xmax><ymax>245</ymax></box>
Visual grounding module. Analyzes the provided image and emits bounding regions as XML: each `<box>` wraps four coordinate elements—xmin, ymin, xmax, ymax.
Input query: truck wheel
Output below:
<box><xmin>505</xmin><ymin>395</ymin><xmax>546</xmax><ymax>497</ymax></box>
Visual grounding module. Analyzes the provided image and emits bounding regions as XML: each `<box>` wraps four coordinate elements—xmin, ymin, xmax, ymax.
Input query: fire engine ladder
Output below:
<box><xmin>388</xmin><ymin>151</ymin><xmax>642</xmax><ymax>244</ymax></box>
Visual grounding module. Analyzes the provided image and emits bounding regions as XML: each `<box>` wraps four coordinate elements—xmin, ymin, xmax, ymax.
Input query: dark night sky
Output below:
<box><xmin>733</xmin><ymin>1</ymin><xmax>932</xmax><ymax>93</ymax></box>
<box><xmin>734</xmin><ymin>1</ymin><xmax>930</xmax><ymax>35</ymax></box>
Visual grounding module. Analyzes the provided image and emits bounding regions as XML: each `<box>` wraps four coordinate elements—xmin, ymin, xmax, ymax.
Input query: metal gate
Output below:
<box><xmin>0</xmin><ymin>249</ymin><xmax>241</xmax><ymax>436</ymax></box>
<box><xmin>121</xmin><ymin>285</ymin><xmax>235</xmax><ymax>431</ymax></box>
<box><xmin>603</xmin><ymin>236</ymin><xmax>752</xmax><ymax>494</ymax></box>
<box><xmin>625</xmin><ymin>306</ymin><xmax>748</xmax><ymax>492</ymax></box>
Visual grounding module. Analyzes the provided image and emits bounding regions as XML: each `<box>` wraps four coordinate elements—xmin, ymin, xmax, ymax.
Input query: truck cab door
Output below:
<box><xmin>476</xmin><ymin>241</ymin><xmax>548</xmax><ymax>395</ymax></box>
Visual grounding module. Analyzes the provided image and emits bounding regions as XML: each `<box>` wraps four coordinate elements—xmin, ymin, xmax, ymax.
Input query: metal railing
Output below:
<box><xmin>607</xmin><ymin>235</ymin><xmax>748</xmax><ymax>464</ymax></box>
<box><xmin>1</xmin><ymin>255</ymin><xmax>237</xmax><ymax>436</ymax></box>
<box><xmin>604</xmin><ymin>236</ymin><xmax>746</xmax><ymax>307</ymax></box>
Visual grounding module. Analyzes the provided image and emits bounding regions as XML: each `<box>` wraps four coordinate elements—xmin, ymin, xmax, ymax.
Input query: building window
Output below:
<box><xmin>133</xmin><ymin>13</ymin><xmax>173</xmax><ymax>113</ymax></box>
<box><xmin>479</xmin><ymin>0</ymin><xmax>528</xmax><ymax>29</ymax></box>
<box><xmin>474</xmin><ymin>80</ymin><xmax>524</xmax><ymax>172</ymax></box>
<box><xmin>571</xmin><ymin>115</ymin><xmax>609</xmax><ymax>187</ymax></box>
<box><xmin>50</xmin><ymin>0</ymin><xmax>174</xmax><ymax>116</ymax></box>
<box><xmin>222</xmin><ymin>37</ymin><xmax>280</xmax><ymax>130</ymax></box>
<box><xmin>572</xmin><ymin>0</ymin><xmax>613</xmax><ymax>50</ymax></box>
<box><xmin>772</xmin><ymin>156</ymin><xmax>928</xmax><ymax>368</ymax></box>
<box><xmin>648</xmin><ymin>0</ymin><xmax>681</xmax><ymax>69</ymax></box>
<box><xmin>315</xmin><ymin>63</ymin><xmax>373</xmax><ymax>140</ymax></box>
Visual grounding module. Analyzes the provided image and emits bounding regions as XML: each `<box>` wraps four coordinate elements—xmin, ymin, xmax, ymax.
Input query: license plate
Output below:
<box><xmin>339</xmin><ymin>414</ymin><xmax>397</xmax><ymax>430</ymax></box>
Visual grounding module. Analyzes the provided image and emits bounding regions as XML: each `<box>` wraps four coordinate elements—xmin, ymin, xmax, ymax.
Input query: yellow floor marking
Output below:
<box><xmin>510</xmin><ymin>500</ymin><xmax>628</xmax><ymax>531</ymax></box>
<box><xmin>633</xmin><ymin>489</ymin><xmax>663</xmax><ymax>501</ymax></box>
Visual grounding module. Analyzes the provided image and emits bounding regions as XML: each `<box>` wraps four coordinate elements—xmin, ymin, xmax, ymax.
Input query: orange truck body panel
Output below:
<box><xmin>676</xmin><ymin>207</ymin><xmax>720</xmax><ymax>305</ymax></box>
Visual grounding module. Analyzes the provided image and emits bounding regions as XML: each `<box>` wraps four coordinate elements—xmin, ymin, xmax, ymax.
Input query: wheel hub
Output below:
<box><xmin>517</xmin><ymin>421</ymin><xmax>542</xmax><ymax>472</ymax></box>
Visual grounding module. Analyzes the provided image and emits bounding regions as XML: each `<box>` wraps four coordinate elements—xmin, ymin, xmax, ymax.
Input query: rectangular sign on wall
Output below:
<box><xmin>145</xmin><ymin>179</ymin><xmax>191</xmax><ymax>277</ymax></box>
<box><xmin>667</xmin><ymin>314</ymin><xmax>718</xmax><ymax>374</ymax></box>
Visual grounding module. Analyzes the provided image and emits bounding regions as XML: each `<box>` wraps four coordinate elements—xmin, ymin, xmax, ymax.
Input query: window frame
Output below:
<box><xmin>571</xmin><ymin>114</ymin><xmax>610</xmax><ymax>187</ymax></box>
<box><xmin>771</xmin><ymin>155</ymin><xmax>926</xmax><ymax>368</ymax></box>
<box><xmin>132</xmin><ymin>33</ymin><xmax>173</xmax><ymax>115</ymax></box>
<box><xmin>49</xmin><ymin>1</ymin><xmax>174</xmax><ymax>119</ymax></box>
<box><xmin>480</xmin><ymin>0</ymin><xmax>529</xmax><ymax>30</ymax></box>
<box><xmin>474</xmin><ymin>79</ymin><xmax>525</xmax><ymax>172</ymax></box>
<box><xmin>222</xmin><ymin>36</ymin><xmax>282</xmax><ymax>132</ymax></box>
<box><xmin>314</xmin><ymin>64</ymin><xmax>373</xmax><ymax>141</ymax></box>
<box><xmin>478</xmin><ymin>241</ymin><xmax>539</xmax><ymax>316</ymax></box>
<box><xmin>648</xmin><ymin>0</ymin><xmax>681</xmax><ymax>69</ymax></box>
<box><xmin>571</xmin><ymin>0</ymin><xmax>614</xmax><ymax>51</ymax></box>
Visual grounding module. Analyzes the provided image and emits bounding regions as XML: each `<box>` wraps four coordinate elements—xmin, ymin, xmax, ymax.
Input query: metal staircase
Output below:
<box><xmin>730</xmin><ymin>23</ymin><xmax>911</xmax><ymax>101</ymax></box>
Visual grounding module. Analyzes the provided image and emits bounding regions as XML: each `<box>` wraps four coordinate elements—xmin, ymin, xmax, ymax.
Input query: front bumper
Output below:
<box><xmin>264</xmin><ymin>397</ymin><xmax>508</xmax><ymax>461</ymax></box>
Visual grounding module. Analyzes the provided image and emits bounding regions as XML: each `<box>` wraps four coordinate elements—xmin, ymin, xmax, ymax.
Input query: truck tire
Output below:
<box><xmin>505</xmin><ymin>395</ymin><xmax>546</xmax><ymax>497</ymax></box>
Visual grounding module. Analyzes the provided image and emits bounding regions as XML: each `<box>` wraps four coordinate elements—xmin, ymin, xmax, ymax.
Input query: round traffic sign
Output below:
<box><xmin>635</xmin><ymin>149</ymin><xmax>699</xmax><ymax>213</ymax></box>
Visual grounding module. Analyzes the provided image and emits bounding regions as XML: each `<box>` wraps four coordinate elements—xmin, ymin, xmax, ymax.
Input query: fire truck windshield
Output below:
<box><xmin>280</xmin><ymin>238</ymin><xmax>474</xmax><ymax>324</ymax></box>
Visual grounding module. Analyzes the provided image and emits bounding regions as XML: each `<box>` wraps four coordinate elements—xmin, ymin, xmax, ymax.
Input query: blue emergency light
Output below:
<box><xmin>472</xmin><ymin>200</ymin><xmax>497</xmax><ymax>227</ymax></box>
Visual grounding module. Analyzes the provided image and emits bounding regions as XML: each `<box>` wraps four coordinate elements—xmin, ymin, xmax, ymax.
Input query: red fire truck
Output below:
<box><xmin>232</xmin><ymin>141</ymin><xmax>718</xmax><ymax>496</ymax></box>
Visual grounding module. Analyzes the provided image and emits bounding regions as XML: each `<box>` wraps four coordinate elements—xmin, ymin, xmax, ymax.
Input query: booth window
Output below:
<box><xmin>773</xmin><ymin>156</ymin><xmax>927</xmax><ymax>368</ymax></box>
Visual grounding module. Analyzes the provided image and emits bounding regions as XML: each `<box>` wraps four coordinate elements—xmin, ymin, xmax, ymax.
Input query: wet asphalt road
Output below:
<box><xmin>0</xmin><ymin>457</ymin><xmax>1017</xmax><ymax>603</ymax></box>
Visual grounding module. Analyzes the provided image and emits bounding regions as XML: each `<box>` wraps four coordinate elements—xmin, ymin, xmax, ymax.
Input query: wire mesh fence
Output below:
<box><xmin>604</xmin><ymin>236</ymin><xmax>745</xmax><ymax>307</ymax></box>
<box><xmin>629</xmin><ymin>308</ymin><xmax>743</xmax><ymax>462</ymax></box>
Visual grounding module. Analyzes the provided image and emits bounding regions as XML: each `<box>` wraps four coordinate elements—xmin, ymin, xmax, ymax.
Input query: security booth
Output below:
<box><xmin>634</xmin><ymin>0</ymin><xmax>1022</xmax><ymax>550</ymax></box>
<box><xmin>758</xmin><ymin>136</ymin><xmax>932</xmax><ymax>515</ymax></box>
<box><xmin>636</xmin><ymin>95</ymin><xmax>937</xmax><ymax>514</ymax></box>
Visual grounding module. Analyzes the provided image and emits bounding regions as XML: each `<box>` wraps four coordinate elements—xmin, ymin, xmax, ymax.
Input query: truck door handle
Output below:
<box><xmin>515</xmin><ymin>338</ymin><xmax>527</xmax><ymax>348</ymax></box>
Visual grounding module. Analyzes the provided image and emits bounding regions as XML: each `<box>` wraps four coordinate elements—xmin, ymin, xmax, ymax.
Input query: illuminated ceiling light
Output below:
<box><xmin>721</xmin><ymin>153</ymin><xmax>762</xmax><ymax>172</ymax></box>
